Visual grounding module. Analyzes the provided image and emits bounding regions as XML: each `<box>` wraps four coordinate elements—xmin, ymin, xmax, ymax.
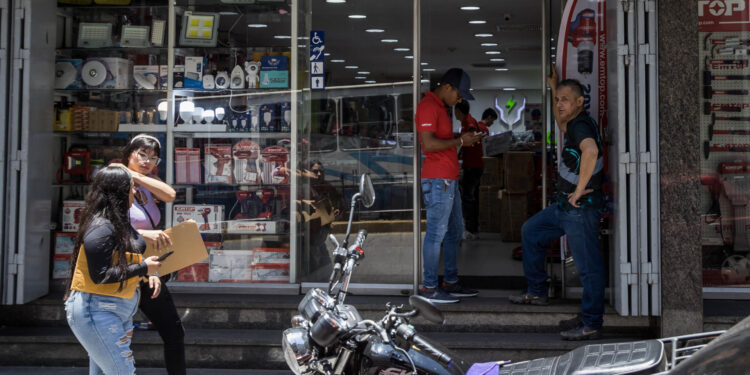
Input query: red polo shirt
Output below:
<box><xmin>460</xmin><ymin>115</ymin><xmax>489</xmax><ymax>169</ymax></box>
<box><xmin>416</xmin><ymin>91</ymin><xmax>459</xmax><ymax>180</ymax></box>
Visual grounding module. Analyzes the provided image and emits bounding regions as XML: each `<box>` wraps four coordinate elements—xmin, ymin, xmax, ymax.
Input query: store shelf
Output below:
<box><xmin>174</xmin><ymin>183</ymin><xmax>290</xmax><ymax>188</ymax></box>
<box><xmin>55</xmin><ymin>89</ymin><xmax>168</xmax><ymax>94</ymax></box>
<box><xmin>174</xmin><ymin>124</ymin><xmax>229</xmax><ymax>132</ymax></box>
<box><xmin>119</xmin><ymin>124</ymin><xmax>166</xmax><ymax>132</ymax></box>
<box><xmin>56</xmin><ymin>47</ymin><xmax>169</xmax><ymax>55</ymax></box>
<box><xmin>173</xmin><ymin>128</ymin><xmax>290</xmax><ymax>138</ymax></box>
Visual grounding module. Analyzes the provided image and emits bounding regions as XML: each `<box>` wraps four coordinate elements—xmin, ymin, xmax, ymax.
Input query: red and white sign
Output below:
<box><xmin>699</xmin><ymin>0</ymin><xmax>750</xmax><ymax>31</ymax></box>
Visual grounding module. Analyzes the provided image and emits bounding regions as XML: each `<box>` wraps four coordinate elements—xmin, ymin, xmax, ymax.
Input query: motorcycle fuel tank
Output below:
<box><xmin>361</xmin><ymin>339</ymin><xmax>466</xmax><ymax>375</ymax></box>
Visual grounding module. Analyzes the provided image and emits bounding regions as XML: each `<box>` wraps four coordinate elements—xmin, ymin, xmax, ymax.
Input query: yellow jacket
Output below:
<box><xmin>70</xmin><ymin>246</ymin><xmax>143</xmax><ymax>298</ymax></box>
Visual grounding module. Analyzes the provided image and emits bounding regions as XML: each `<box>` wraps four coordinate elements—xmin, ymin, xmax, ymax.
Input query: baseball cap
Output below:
<box><xmin>440</xmin><ymin>68</ymin><xmax>475</xmax><ymax>100</ymax></box>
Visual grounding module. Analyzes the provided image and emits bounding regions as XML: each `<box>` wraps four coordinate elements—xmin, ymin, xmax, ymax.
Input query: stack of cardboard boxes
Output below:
<box><xmin>499</xmin><ymin>151</ymin><xmax>536</xmax><ymax>242</ymax></box>
<box><xmin>478</xmin><ymin>156</ymin><xmax>502</xmax><ymax>233</ymax></box>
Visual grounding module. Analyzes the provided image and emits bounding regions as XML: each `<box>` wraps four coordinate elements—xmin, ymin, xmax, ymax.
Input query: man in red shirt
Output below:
<box><xmin>457</xmin><ymin>103</ymin><xmax>497</xmax><ymax>240</ymax></box>
<box><xmin>416</xmin><ymin>68</ymin><xmax>482</xmax><ymax>303</ymax></box>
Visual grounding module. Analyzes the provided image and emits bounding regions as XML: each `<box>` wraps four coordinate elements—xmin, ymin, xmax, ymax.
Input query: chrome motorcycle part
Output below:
<box><xmin>359</xmin><ymin>174</ymin><xmax>375</xmax><ymax>208</ymax></box>
<box><xmin>282</xmin><ymin>327</ymin><xmax>313</xmax><ymax>375</ymax></box>
<box><xmin>299</xmin><ymin>288</ymin><xmax>335</xmax><ymax>322</ymax></box>
<box><xmin>291</xmin><ymin>315</ymin><xmax>308</xmax><ymax>328</ymax></box>
<box><xmin>310</xmin><ymin>311</ymin><xmax>346</xmax><ymax>347</ymax></box>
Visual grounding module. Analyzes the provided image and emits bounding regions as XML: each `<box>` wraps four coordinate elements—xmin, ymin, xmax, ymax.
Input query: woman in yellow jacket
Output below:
<box><xmin>64</xmin><ymin>165</ymin><xmax>162</xmax><ymax>375</ymax></box>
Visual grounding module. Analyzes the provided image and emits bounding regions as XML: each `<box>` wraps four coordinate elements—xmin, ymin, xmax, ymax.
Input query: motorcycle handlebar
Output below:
<box><xmin>353</xmin><ymin>229</ymin><xmax>367</xmax><ymax>249</ymax></box>
<box><xmin>412</xmin><ymin>334</ymin><xmax>453</xmax><ymax>367</ymax></box>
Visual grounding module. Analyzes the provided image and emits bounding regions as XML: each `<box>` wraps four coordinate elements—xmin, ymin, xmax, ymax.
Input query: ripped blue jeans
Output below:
<box><xmin>65</xmin><ymin>289</ymin><xmax>141</xmax><ymax>375</ymax></box>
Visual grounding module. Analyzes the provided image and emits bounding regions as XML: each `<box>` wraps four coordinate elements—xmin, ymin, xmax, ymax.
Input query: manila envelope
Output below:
<box><xmin>143</xmin><ymin>220</ymin><xmax>208</xmax><ymax>275</ymax></box>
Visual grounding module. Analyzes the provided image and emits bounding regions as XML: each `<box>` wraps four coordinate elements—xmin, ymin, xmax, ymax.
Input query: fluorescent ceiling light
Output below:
<box><xmin>298</xmin><ymin>36</ymin><xmax>309</xmax><ymax>40</ymax></box>
<box><xmin>348</xmin><ymin>14</ymin><xmax>366</xmax><ymax>19</ymax></box>
<box><xmin>247</xmin><ymin>24</ymin><xmax>267</xmax><ymax>28</ymax></box>
<box><xmin>326</xmin><ymin>0</ymin><xmax>346</xmax><ymax>3</ymax></box>
<box><xmin>485</xmin><ymin>51</ymin><xmax>501</xmax><ymax>55</ymax></box>
<box><xmin>423</xmin><ymin>68</ymin><xmax>436</xmax><ymax>72</ymax></box>
<box><xmin>421</xmin><ymin>62</ymin><xmax>428</xmax><ymax>65</ymax></box>
<box><xmin>298</xmin><ymin>44</ymin><xmax>306</xmax><ymax>48</ymax></box>
<box><xmin>355</xmin><ymin>76</ymin><xmax>366</xmax><ymax>79</ymax></box>
<box><xmin>394</xmin><ymin>47</ymin><xmax>409</xmax><ymax>52</ymax></box>
<box><xmin>274</xmin><ymin>35</ymin><xmax>291</xmax><ymax>39</ymax></box>
<box><xmin>365</xmin><ymin>80</ymin><xmax>376</xmax><ymax>84</ymax></box>
<box><xmin>475</xmin><ymin>33</ymin><xmax>493</xmax><ymax>38</ymax></box>
<box><xmin>219</xmin><ymin>11</ymin><xmax>239</xmax><ymax>15</ymax></box>
<box><xmin>495</xmin><ymin>68</ymin><xmax>509</xmax><ymax>71</ymax></box>
<box><xmin>331</xmin><ymin>59</ymin><xmax>345</xmax><ymax>63</ymax></box>
<box><xmin>421</xmin><ymin>79</ymin><xmax>430</xmax><ymax>83</ymax></box>
<box><xmin>551</xmin><ymin>46</ymin><xmax>556</xmax><ymax>50</ymax></box>
<box><xmin>381</xmin><ymin>39</ymin><xmax>398</xmax><ymax>43</ymax></box>
<box><xmin>345</xmin><ymin>65</ymin><xmax>358</xmax><ymax>69</ymax></box>
<box><xmin>357</xmin><ymin>71</ymin><xmax>370</xmax><ymax>74</ymax></box>
<box><xmin>503</xmin><ymin>88</ymin><xmax>517</xmax><ymax>91</ymax></box>
<box><xmin>490</xmin><ymin>58</ymin><xmax>505</xmax><ymax>62</ymax></box>
<box><xmin>324</xmin><ymin>53</ymin><xmax>331</xmax><ymax>56</ymax></box>
<box><xmin>405</xmin><ymin>55</ymin><xmax>414</xmax><ymax>59</ymax></box>
<box><xmin>469</xmin><ymin>20</ymin><xmax>486</xmax><ymax>24</ymax></box>
<box><xmin>481</xmin><ymin>43</ymin><xmax>498</xmax><ymax>47</ymax></box>
<box><xmin>366</xmin><ymin>28</ymin><xmax>384</xmax><ymax>33</ymax></box>
<box><xmin>461</xmin><ymin>6</ymin><xmax>480</xmax><ymax>10</ymax></box>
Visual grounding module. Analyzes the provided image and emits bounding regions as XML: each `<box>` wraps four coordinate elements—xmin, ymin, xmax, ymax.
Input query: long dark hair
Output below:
<box><xmin>122</xmin><ymin>134</ymin><xmax>161</xmax><ymax>161</ymax></box>
<box><xmin>64</xmin><ymin>166</ymin><xmax>135</xmax><ymax>299</ymax></box>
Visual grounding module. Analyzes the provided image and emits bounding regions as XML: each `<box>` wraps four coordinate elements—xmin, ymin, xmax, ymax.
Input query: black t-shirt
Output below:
<box><xmin>556</xmin><ymin>112</ymin><xmax>604</xmax><ymax>209</ymax></box>
<box><xmin>84</xmin><ymin>217</ymin><xmax>148</xmax><ymax>284</ymax></box>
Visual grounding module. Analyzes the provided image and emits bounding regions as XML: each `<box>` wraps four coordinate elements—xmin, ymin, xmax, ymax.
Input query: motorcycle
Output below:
<box><xmin>282</xmin><ymin>174</ymin><xmax>750</xmax><ymax>375</ymax></box>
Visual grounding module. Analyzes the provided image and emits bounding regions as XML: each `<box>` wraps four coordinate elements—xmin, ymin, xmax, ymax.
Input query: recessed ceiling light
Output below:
<box><xmin>421</xmin><ymin>62</ymin><xmax>428</xmax><ymax>65</ymax></box>
<box><xmin>424</xmin><ymin>68</ymin><xmax>436</xmax><ymax>72</ymax></box>
<box><xmin>394</xmin><ymin>47</ymin><xmax>409</xmax><ymax>52</ymax></box>
<box><xmin>348</xmin><ymin>14</ymin><xmax>366</xmax><ymax>19</ymax></box>
<box><xmin>469</xmin><ymin>20</ymin><xmax>486</xmax><ymax>24</ymax></box>
<box><xmin>326</xmin><ymin>0</ymin><xmax>346</xmax><ymax>3</ymax></box>
<box><xmin>475</xmin><ymin>33</ymin><xmax>493</xmax><ymax>38</ymax></box>
<box><xmin>405</xmin><ymin>55</ymin><xmax>414</xmax><ymax>59</ymax></box>
<box><xmin>365</xmin><ymin>80</ymin><xmax>376</xmax><ymax>84</ymax></box>
<box><xmin>381</xmin><ymin>39</ymin><xmax>398</xmax><ymax>43</ymax></box>
<box><xmin>355</xmin><ymin>76</ymin><xmax>366</xmax><ymax>79</ymax></box>
<box><xmin>324</xmin><ymin>53</ymin><xmax>331</xmax><ymax>56</ymax></box>
<box><xmin>345</xmin><ymin>65</ymin><xmax>358</xmax><ymax>69</ymax></box>
<box><xmin>357</xmin><ymin>71</ymin><xmax>370</xmax><ymax>74</ymax></box>
<box><xmin>481</xmin><ymin>43</ymin><xmax>498</xmax><ymax>47</ymax></box>
<box><xmin>298</xmin><ymin>36</ymin><xmax>309</xmax><ymax>40</ymax></box>
<box><xmin>461</xmin><ymin>6</ymin><xmax>480</xmax><ymax>10</ymax></box>
<box><xmin>503</xmin><ymin>88</ymin><xmax>517</xmax><ymax>91</ymax></box>
<box><xmin>274</xmin><ymin>35</ymin><xmax>291</xmax><ymax>39</ymax></box>
<box><xmin>366</xmin><ymin>28</ymin><xmax>384</xmax><ymax>33</ymax></box>
<box><xmin>331</xmin><ymin>59</ymin><xmax>345</xmax><ymax>63</ymax></box>
<box><xmin>485</xmin><ymin>51</ymin><xmax>501</xmax><ymax>55</ymax></box>
<box><xmin>490</xmin><ymin>58</ymin><xmax>505</xmax><ymax>62</ymax></box>
<box><xmin>421</xmin><ymin>79</ymin><xmax>430</xmax><ymax>83</ymax></box>
<box><xmin>551</xmin><ymin>46</ymin><xmax>556</xmax><ymax>50</ymax></box>
<box><xmin>247</xmin><ymin>24</ymin><xmax>267</xmax><ymax>28</ymax></box>
<box><xmin>495</xmin><ymin>68</ymin><xmax>509</xmax><ymax>71</ymax></box>
<box><xmin>219</xmin><ymin>11</ymin><xmax>239</xmax><ymax>15</ymax></box>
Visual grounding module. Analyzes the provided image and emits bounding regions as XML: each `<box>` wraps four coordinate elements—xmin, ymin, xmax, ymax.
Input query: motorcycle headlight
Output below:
<box><xmin>282</xmin><ymin>327</ymin><xmax>312</xmax><ymax>375</ymax></box>
<box><xmin>291</xmin><ymin>315</ymin><xmax>309</xmax><ymax>328</ymax></box>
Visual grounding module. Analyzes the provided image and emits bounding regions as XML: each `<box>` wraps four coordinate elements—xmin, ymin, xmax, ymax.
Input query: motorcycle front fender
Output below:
<box><xmin>360</xmin><ymin>338</ymin><xmax>467</xmax><ymax>375</ymax></box>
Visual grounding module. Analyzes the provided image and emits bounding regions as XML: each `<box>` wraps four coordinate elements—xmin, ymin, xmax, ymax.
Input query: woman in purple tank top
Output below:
<box><xmin>112</xmin><ymin>134</ymin><xmax>185</xmax><ymax>374</ymax></box>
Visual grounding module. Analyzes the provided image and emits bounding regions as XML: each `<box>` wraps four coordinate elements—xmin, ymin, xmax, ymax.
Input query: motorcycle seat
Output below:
<box><xmin>498</xmin><ymin>339</ymin><xmax>667</xmax><ymax>375</ymax></box>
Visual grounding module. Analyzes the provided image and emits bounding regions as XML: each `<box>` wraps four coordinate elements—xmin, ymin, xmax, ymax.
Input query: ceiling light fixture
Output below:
<box><xmin>365</xmin><ymin>80</ymin><xmax>376</xmax><ymax>84</ymax></box>
<box><xmin>274</xmin><ymin>35</ymin><xmax>291</xmax><ymax>39</ymax></box>
<box><xmin>247</xmin><ymin>24</ymin><xmax>267</xmax><ymax>28</ymax></box>
<box><xmin>355</xmin><ymin>76</ymin><xmax>366</xmax><ymax>79</ymax></box>
<box><xmin>460</xmin><ymin>6</ymin><xmax>480</xmax><ymax>10</ymax></box>
<box><xmin>324</xmin><ymin>53</ymin><xmax>331</xmax><ymax>56</ymax></box>
<box><xmin>348</xmin><ymin>14</ymin><xmax>367</xmax><ymax>19</ymax></box>
<box><xmin>424</xmin><ymin>68</ymin><xmax>436</xmax><ymax>72</ymax></box>
<box><xmin>485</xmin><ymin>51</ymin><xmax>501</xmax><ymax>55</ymax></box>
<box><xmin>394</xmin><ymin>47</ymin><xmax>409</xmax><ymax>52</ymax></box>
<box><xmin>469</xmin><ymin>20</ymin><xmax>486</xmax><ymax>24</ymax></box>
<box><xmin>326</xmin><ymin>0</ymin><xmax>346</xmax><ymax>3</ymax></box>
<box><xmin>405</xmin><ymin>55</ymin><xmax>414</xmax><ymax>59</ymax></box>
<box><xmin>381</xmin><ymin>39</ymin><xmax>398</xmax><ymax>43</ymax></box>
<box><xmin>366</xmin><ymin>28</ymin><xmax>384</xmax><ymax>33</ymax></box>
<box><xmin>345</xmin><ymin>65</ymin><xmax>358</xmax><ymax>69</ymax></box>
<box><xmin>503</xmin><ymin>88</ymin><xmax>517</xmax><ymax>91</ymax></box>
<box><xmin>495</xmin><ymin>68</ymin><xmax>509</xmax><ymax>71</ymax></box>
<box><xmin>298</xmin><ymin>44</ymin><xmax>306</xmax><ymax>48</ymax></box>
<box><xmin>474</xmin><ymin>33</ymin><xmax>493</xmax><ymax>38</ymax></box>
<box><xmin>358</xmin><ymin>71</ymin><xmax>370</xmax><ymax>74</ymax></box>
<box><xmin>490</xmin><ymin>58</ymin><xmax>505</xmax><ymax>62</ymax></box>
<box><xmin>331</xmin><ymin>59</ymin><xmax>345</xmax><ymax>63</ymax></box>
<box><xmin>481</xmin><ymin>43</ymin><xmax>498</xmax><ymax>47</ymax></box>
<box><xmin>421</xmin><ymin>62</ymin><xmax>428</xmax><ymax>65</ymax></box>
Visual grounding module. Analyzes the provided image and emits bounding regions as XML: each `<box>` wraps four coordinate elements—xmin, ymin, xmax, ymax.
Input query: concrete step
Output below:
<box><xmin>0</xmin><ymin>291</ymin><xmax>652</xmax><ymax>335</ymax></box>
<box><xmin>0</xmin><ymin>367</ymin><xmax>292</xmax><ymax>375</ymax></box>
<box><xmin>0</xmin><ymin>326</ymin><xmax>651</xmax><ymax>370</ymax></box>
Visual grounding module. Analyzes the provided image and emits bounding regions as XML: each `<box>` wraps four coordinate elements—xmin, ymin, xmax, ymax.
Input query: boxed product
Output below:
<box><xmin>233</xmin><ymin>140</ymin><xmax>261</xmax><ymax>184</ymax></box>
<box><xmin>482</xmin><ymin>131</ymin><xmax>513</xmax><ymax>157</ymax></box>
<box><xmin>259</xmin><ymin>104</ymin><xmax>276</xmax><ymax>132</ymax></box>
<box><xmin>159</xmin><ymin>65</ymin><xmax>169</xmax><ymax>89</ymax></box>
<box><xmin>209</xmin><ymin>250</ymin><xmax>253</xmax><ymax>282</ymax></box>
<box><xmin>172</xmin><ymin>204</ymin><xmax>225</xmax><ymax>233</ymax></box>
<box><xmin>173</xmin><ymin>64</ymin><xmax>185</xmax><ymax>88</ymax></box>
<box><xmin>184</xmin><ymin>56</ymin><xmax>205</xmax><ymax>89</ymax></box>
<box><xmin>226</xmin><ymin>219</ymin><xmax>277</xmax><ymax>234</ymax></box>
<box><xmin>55</xmin><ymin>59</ymin><xmax>83</xmax><ymax>89</ymax></box>
<box><xmin>82</xmin><ymin>57</ymin><xmax>132</xmax><ymax>89</ymax></box>
<box><xmin>62</xmin><ymin>200</ymin><xmax>86</xmax><ymax>232</ymax></box>
<box><xmin>260</xmin><ymin>56</ymin><xmax>289</xmax><ymax>88</ymax></box>
<box><xmin>205</xmin><ymin>145</ymin><xmax>233</xmax><ymax>184</ymax></box>
<box><xmin>54</xmin><ymin>232</ymin><xmax>76</xmax><ymax>255</ymax></box>
<box><xmin>133</xmin><ymin>65</ymin><xmax>160</xmax><ymax>89</ymax></box>
<box><xmin>260</xmin><ymin>146</ymin><xmax>289</xmax><ymax>185</ymax></box>
<box><xmin>54</xmin><ymin>103</ymin><xmax>73</xmax><ymax>131</ymax></box>
<box><xmin>252</xmin><ymin>248</ymin><xmax>290</xmax><ymax>265</ymax></box>
<box><xmin>52</xmin><ymin>254</ymin><xmax>72</xmax><ymax>280</ymax></box>
<box><xmin>175</xmin><ymin>147</ymin><xmax>201</xmax><ymax>184</ymax></box>
<box><xmin>177</xmin><ymin>241</ymin><xmax>214</xmax><ymax>282</ymax></box>
<box><xmin>279</xmin><ymin>102</ymin><xmax>291</xmax><ymax>133</ymax></box>
<box><xmin>88</xmin><ymin>108</ymin><xmax>120</xmax><ymax>131</ymax></box>
<box><xmin>251</xmin><ymin>263</ymin><xmax>290</xmax><ymax>283</ymax></box>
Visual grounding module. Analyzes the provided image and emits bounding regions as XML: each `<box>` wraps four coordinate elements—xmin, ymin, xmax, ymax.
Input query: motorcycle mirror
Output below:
<box><xmin>408</xmin><ymin>295</ymin><xmax>444</xmax><ymax>325</ymax></box>
<box><xmin>358</xmin><ymin>174</ymin><xmax>375</xmax><ymax>208</ymax></box>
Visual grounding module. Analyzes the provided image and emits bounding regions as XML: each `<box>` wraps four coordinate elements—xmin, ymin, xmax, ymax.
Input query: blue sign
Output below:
<box><xmin>310</xmin><ymin>30</ymin><xmax>325</xmax><ymax>90</ymax></box>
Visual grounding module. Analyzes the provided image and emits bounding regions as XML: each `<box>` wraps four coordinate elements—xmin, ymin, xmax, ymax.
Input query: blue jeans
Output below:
<box><xmin>65</xmin><ymin>289</ymin><xmax>141</xmax><ymax>375</ymax></box>
<box><xmin>522</xmin><ymin>204</ymin><xmax>605</xmax><ymax>329</ymax></box>
<box><xmin>422</xmin><ymin>178</ymin><xmax>463</xmax><ymax>289</ymax></box>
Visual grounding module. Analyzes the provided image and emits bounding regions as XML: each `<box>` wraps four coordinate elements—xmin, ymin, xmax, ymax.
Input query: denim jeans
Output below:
<box><xmin>65</xmin><ymin>288</ymin><xmax>141</xmax><ymax>375</ymax></box>
<box><xmin>521</xmin><ymin>204</ymin><xmax>605</xmax><ymax>329</ymax></box>
<box><xmin>422</xmin><ymin>178</ymin><xmax>463</xmax><ymax>289</ymax></box>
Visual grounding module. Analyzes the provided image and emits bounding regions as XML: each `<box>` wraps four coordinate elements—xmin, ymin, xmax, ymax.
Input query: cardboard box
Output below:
<box><xmin>209</xmin><ymin>250</ymin><xmax>253</xmax><ymax>282</ymax></box>
<box><xmin>232</xmin><ymin>140</ymin><xmax>261</xmax><ymax>184</ymax></box>
<box><xmin>175</xmin><ymin>148</ymin><xmax>201</xmax><ymax>184</ymax></box>
<box><xmin>205</xmin><ymin>145</ymin><xmax>233</xmax><ymax>184</ymax></box>
<box><xmin>252</xmin><ymin>248</ymin><xmax>290</xmax><ymax>265</ymax></box>
<box><xmin>159</xmin><ymin>65</ymin><xmax>169</xmax><ymax>89</ymax></box>
<box><xmin>84</xmin><ymin>58</ymin><xmax>132</xmax><ymax>89</ymax></box>
<box><xmin>52</xmin><ymin>254</ymin><xmax>72</xmax><ymax>280</ymax></box>
<box><xmin>177</xmin><ymin>263</ymin><xmax>209</xmax><ymax>282</ymax></box>
<box><xmin>133</xmin><ymin>65</ymin><xmax>160</xmax><ymax>89</ymax></box>
<box><xmin>55</xmin><ymin>59</ymin><xmax>83</xmax><ymax>89</ymax></box>
<box><xmin>226</xmin><ymin>219</ymin><xmax>277</xmax><ymax>234</ymax></box>
<box><xmin>479</xmin><ymin>156</ymin><xmax>500</xmax><ymax>186</ymax></box>
<box><xmin>260</xmin><ymin>146</ymin><xmax>289</xmax><ymax>185</ymax></box>
<box><xmin>503</xmin><ymin>151</ymin><xmax>536</xmax><ymax>193</ymax></box>
<box><xmin>184</xmin><ymin>57</ymin><xmax>205</xmax><ymax>89</ymax></box>
<box><xmin>251</xmin><ymin>263</ymin><xmax>290</xmax><ymax>283</ymax></box>
<box><xmin>89</xmin><ymin>109</ymin><xmax>120</xmax><ymax>131</ymax></box>
<box><xmin>172</xmin><ymin>204</ymin><xmax>224</xmax><ymax>233</ymax></box>
<box><xmin>483</xmin><ymin>131</ymin><xmax>512</xmax><ymax>157</ymax></box>
<box><xmin>62</xmin><ymin>200</ymin><xmax>86</xmax><ymax>232</ymax></box>
<box><xmin>54</xmin><ymin>232</ymin><xmax>76</xmax><ymax>255</ymax></box>
<box><xmin>173</xmin><ymin>65</ymin><xmax>185</xmax><ymax>88</ymax></box>
<box><xmin>478</xmin><ymin>185</ymin><xmax>502</xmax><ymax>233</ymax></box>
<box><xmin>499</xmin><ymin>191</ymin><xmax>530</xmax><ymax>242</ymax></box>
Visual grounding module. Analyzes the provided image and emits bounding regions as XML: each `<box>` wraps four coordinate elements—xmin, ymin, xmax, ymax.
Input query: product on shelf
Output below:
<box><xmin>260</xmin><ymin>104</ymin><xmax>276</xmax><ymax>132</ymax></box>
<box><xmin>159</xmin><ymin>65</ymin><xmax>169</xmax><ymax>89</ymax></box>
<box><xmin>55</xmin><ymin>59</ymin><xmax>83</xmax><ymax>90</ymax></box>
<box><xmin>62</xmin><ymin>200</ymin><xmax>86</xmax><ymax>232</ymax></box>
<box><xmin>205</xmin><ymin>145</ymin><xmax>233</xmax><ymax>184</ymax></box>
<box><xmin>280</xmin><ymin>102</ymin><xmax>292</xmax><ymax>132</ymax></box>
<box><xmin>175</xmin><ymin>148</ymin><xmax>201</xmax><ymax>184</ymax></box>
<box><xmin>252</xmin><ymin>248</ymin><xmax>290</xmax><ymax>265</ymax></box>
<box><xmin>251</xmin><ymin>263</ymin><xmax>289</xmax><ymax>283</ymax></box>
<box><xmin>226</xmin><ymin>219</ymin><xmax>277</xmax><ymax>234</ymax></box>
<box><xmin>57</xmin><ymin>150</ymin><xmax>90</xmax><ymax>183</ymax></box>
<box><xmin>230</xmin><ymin>64</ymin><xmax>245</xmax><ymax>89</ymax></box>
<box><xmin>172</xmin><ymin>204</ymin><xmax>224</xmax><ymax>233</ymax></box>
<box><xmin>177</xmin><ymin>241</ymin><xmax>215</xmax><ymax>282</ymax></box>
<box><xmin>260</xmin><ymin>56</ymin><xmax>289</xmax><ymax>88</ymax></box>
<box><xmin>52</xmin><ymin>255</ymin><xmax>72</xmax><ymax>280</ymax></box>
<box><xmin>81</xmin><ymin>58</ymin><xmax>132</xmax><ymax>89</ymax></box>
<box><xmin>245</xmin><ymin>61</ymin><xmax>260</xmax><ymax>88</ymax></box>
<box><xmin>133</xmin><ymin>65</ymin><xmax>160</xmax><ymax>90</ymax></box>
<box><xmin>260</xmin><ymin>146</ymin><xmax>289</xmax><ymax>185</ymax></box>
<box><xmin>54</xmin><ymin>232</ymin><xmax>76</xmax><ymax>255</ymax></box>
<box><xmin>184</xmin><ymin>56</ymin><xmax>206</xmax><ymax>89</ymax></box>
<box><xmin>54</xmin><ymin>100</ymin><xmax>74</xmax><ymax>131</ymax></box>
<box><xmin>233</xmin><ymin>140</ymin><xmax>261</xmax><ymax>184</ymax></box>
<box><xmin>209</xmin><ymin>249</ymin><xmax>252</xmax><ymax>282</ymax></box>
<box><xmin>174</xmin><ymin>64</ymin><xmax>185</xmax><ymax>88</ymax></box>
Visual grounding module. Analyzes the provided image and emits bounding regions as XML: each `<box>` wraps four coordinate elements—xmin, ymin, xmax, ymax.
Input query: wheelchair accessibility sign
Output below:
<box><xmin>310</xmin><ymin>30</ymin><xmax>325</xmax><ymax>90</ymax></box>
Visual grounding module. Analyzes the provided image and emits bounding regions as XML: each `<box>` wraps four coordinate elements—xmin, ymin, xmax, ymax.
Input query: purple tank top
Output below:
<box><xmin>129</xmin><ymin>186</ymin><xmax>161</xmax><ymax>230</ymax></box>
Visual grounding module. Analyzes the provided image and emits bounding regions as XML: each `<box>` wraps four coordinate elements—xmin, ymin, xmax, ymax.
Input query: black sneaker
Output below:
<box><xmin>419</xmin><ymin>286</ymin><xmax>459</xmax><ymax>304</ymax></box>
<box><xmin>560</xmin><ymin>323</ymin><xmax>602</xmax><ymax>341</ymax></box>
<box><xmin>442</xmin><ymin>281</ymin><xmax>479</xmax><ymax>297</ymax></box>
<box><xmin>508</xmin><ymin>291</ymin><xmax>549</xmax><ymax>305</ymax></box>
<box><xmin>559</xmin><ymin>313</ymin><xmax>583</xmax><ymax>331</ymax></box>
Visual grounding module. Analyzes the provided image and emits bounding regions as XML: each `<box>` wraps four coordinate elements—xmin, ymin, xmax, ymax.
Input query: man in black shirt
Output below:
<box><xmin>509</xmin><ymin>68</ymin><xmax>606</xmax><ymax>341</ymax></box>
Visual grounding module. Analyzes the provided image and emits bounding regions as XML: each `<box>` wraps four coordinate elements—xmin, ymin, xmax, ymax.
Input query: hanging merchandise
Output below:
<box><xmin>57</xmin><ymin>150</ymin><xmax>91</xmax><ymax>183</ymax></box>
<box><xmin>260</xmin><ymin>146</ymin><xmax>289</xmax><ymax>185</ymax></box>
<box><xmin>233</xmin><ymin>140</ymin><xmax>261</xmax><ymax>184</ymax></box>
<box><xmin>205</xmin><ymin>144</ymin><xmax>233</xmax><ymax>184</ymax></box>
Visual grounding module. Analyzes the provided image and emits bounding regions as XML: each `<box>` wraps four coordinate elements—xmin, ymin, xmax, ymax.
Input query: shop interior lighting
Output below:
<box><xmin>220</xmin><ymin>0</ymin><xmax>261</xmax><ymax>3</ymax></box>
<box><xmin>77</xmin><ymin>23</ymin><xmax>113</xmax><ymax>48</ymax></box>
<box><xmin>495</xmin><ymin>68</ymin><xmax>509</xmax><ymax>71</ymax></box>
<box><xmin>121</xmin><ymin>25</ymin><xmax>151</xmax><ymax>48</ymax></box>
<box><xmin>248</xmin><ymin>24</ymin><xmax>268</xmax><ymax>28</ymax></box>
<box><xmin>490</xmin><ymin>58</ymin><xmax>505</xmax><ymax>62</ymax></box>
<box><xmin>355</xmin><ymin>76</ymin><xmax>366</xmax><ymax>79</ymax></box>
<box><xmin>475</xmin><ymin>33</ymin><xmax>493</xmax><ymax>38</ymax></box>
<box><xmin>461</xmin><ymin>6</ymin><xmax>480</xmax><ymax>10</ymax></box>
<box><xmin>503</xmin><ymin>88</ymin><xmax>517</xmax><ymax>91</ymax></box>
<box><xmin>366</xmin><ymin>29</ymin><xmax>384</xmax><ymax>33</ymax></box>
<box><xmin>324</xmin><ymin>53</ymin><xmax>331</xmax><ymax>56</ymax></box>
<box><xmin>469</xmin><ymin>20</ymin><xmax>486</xmax><ymax>24</ymax></box>
<box><xmin>421</xmin><ymin>62</ymin><xmax>428</xmax><ymax>65</ymax></box>
<box><xmin>481</xmin><ymin>43</ymin><xmax>498</xmax><ymax>47</ymax></box>
<box><xmin>151</xmin><ymin>20</ymin><xmax>166</xmax><ymax>47</ymax></box>
<box><xmin>157</xmin><ymin>101</ymin><xmax>168</xmax><ymax>122</ymax></box>
<box><xmin>424</xmin><ymin>68</ymin><xmax>436</xmax><ymax>72</ymax></box>
<box><xmin>486</xmin><ymin>51</ymin><xmax>501</xmax><ymax>55</ymax></box>
<box><xmin>381</xmin><ymin>39</ymin><xmax>398</xmax><ymax>43</ymax></box>
<box><xmin>274</xmin><ymin>35</ymin><xmax>292</xmax><ymax>39</ymax></box>
<box><xmin>331</xmin><ymin>59</ymin><xmax>345</xmax><ymax>63</ymax></box>
<box><xmin>298</xmin><ymin>44</ymin><xmax>307</xmax><ymax>48</ymax></box>
<box><xmin>348</xmin><ymin>14</ymin><xmax>367</xmax><ymax>19</ymax></box>
<box><xmin>345</xmin><ymin>65</ymin><xmax>358</xmax><ymax>69</ymax></box>
<box><xmin>179</xmin><ymin>12</ymin><xmax>220</xmax><ymax>47</ymax></box>
<box><xmin>405</xmin><ymin>55</ymin><xmax>414</xmax><ymax>59</ymax></box>
<box><xmin>358</xmin><ymin>71</ymin><xmax>370</xmax><ymax>75</ymax></box>
<box><xmin>326</xmin><ymin>0</ymin><xmax>346</xmax><ymax>3</ymax></box>
<box><xmin>365</xmin><ymin>80</ymin><xmax>376</xmax><ymax>84</ymax></box>
<box><xmin>394</xmin><ymin>47</ymin><xmax>409</xmax><ymax>52</ymax></box>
